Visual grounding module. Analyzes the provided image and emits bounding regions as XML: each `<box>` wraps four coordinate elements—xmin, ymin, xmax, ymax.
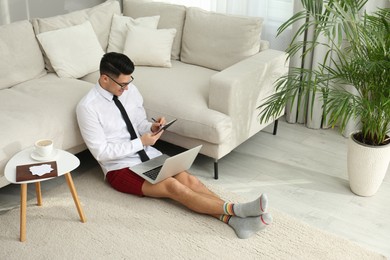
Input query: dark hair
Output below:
<box><xmin>100</xmin><ymin>52</ymin><xmax>134</xmax><ymax>77</ymax></box>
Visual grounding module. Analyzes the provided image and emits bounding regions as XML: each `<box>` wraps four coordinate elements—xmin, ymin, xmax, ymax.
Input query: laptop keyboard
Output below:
<box><xmin>143</xmin><ymin>166</ymin><xmax>163</xmax><ymax>180</ymax></box>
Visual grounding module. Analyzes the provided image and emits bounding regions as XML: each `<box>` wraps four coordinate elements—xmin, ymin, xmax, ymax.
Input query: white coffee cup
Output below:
<box><xmin>34</xmin><ymin>139</ymin><xmax>54</xmax><ymax>158</ymax></box>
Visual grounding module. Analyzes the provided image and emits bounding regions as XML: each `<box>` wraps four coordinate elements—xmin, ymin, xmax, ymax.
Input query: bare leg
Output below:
<box><xmin>173</xmin><ymin>172</ymin><xmax>222</xmax><ymax>201</ymax></box>
<box><xmin>142</xmin><ymin>172</ymin><xmax>225</xmax><ymax>216</ymax></box>
<box><xmin>173</xmin><ymin>171</ymin><xmax>223</xmax><ymax>219</ymax></box>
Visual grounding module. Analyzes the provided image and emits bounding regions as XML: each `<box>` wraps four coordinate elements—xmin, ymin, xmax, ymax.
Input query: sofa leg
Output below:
<box><xmin>273</xmin><ymin>119</ymin><xmax>279</xmax><ymax>135</ymax></box>
<box><xmin>214</xmin><ymin>160</ymin><xmax>218</xmax><ymax>180</ymax></box>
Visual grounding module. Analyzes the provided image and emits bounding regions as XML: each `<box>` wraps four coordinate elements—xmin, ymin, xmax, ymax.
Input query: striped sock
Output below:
<box><xmin>223</xmin><ymin>202</ymin><xmax>235</xmax><ymax>215</ymax></box>
<box><xmin>219</xmin><ymin>214</ymin><xmax>232</xmax><ymax>224</ymax></box>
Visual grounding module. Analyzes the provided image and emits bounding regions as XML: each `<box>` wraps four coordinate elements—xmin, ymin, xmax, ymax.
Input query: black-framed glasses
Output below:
<box><xmin>106</xmin><ymin>74</ymin><xmax>134</xmax><ymax>89</ymax></box>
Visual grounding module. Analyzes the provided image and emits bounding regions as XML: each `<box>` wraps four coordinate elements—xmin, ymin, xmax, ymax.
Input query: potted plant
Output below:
<box><xmin>258</xmin><ymin>0</ymin><xmax>390</xmax><ymax>196</ymax></box>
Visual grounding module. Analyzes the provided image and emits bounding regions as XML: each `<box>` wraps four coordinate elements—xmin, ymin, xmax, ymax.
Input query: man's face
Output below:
<box><xmin>101</xmin><ymin>74</ymin><xmax>134</xmax><ymax>96</ymax></box>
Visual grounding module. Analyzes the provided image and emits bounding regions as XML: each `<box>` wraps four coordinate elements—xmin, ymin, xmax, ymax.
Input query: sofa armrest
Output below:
<box><xmin>209</xmin><ymin>49</ymin><xmax>288</xmax><ymax>132</ymax></box>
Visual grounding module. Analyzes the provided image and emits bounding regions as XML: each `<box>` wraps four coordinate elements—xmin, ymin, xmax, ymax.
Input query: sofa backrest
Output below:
<box><xmin>123</xmin><ymin>1</ymin><xmax>263</xmax><ymax>71</ymax></box>
<box><xmin>0</xmin><ymin>20</ymin><xmax>46</xmax><ymax>90</ymax></box>
<box><xmin>123</xmin><ymin>0</ymin><xmax>186</xmax><ymax>60</ymax></box>
<box><xmin>31</xmin><ymin>0</ymin><xmax>120</xmax><ymax>72</ymax></box>
<box><xmin>181</xmin><ymin>7</ymin><xmax>263</xmax><ymax>71</ymax></box>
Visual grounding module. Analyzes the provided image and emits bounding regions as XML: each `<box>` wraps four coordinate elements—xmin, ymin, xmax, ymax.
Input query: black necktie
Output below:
<box><xmin>113</xmin><ymin>95</ymin><xmax>150</xmax><ymax>162</ymax></box>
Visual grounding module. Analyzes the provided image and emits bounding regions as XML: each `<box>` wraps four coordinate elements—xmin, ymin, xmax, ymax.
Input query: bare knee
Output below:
<box><xmin>165</xmin><ymin>178</ymin><xmax>191</xmax><ymax>198</ymax></box>
<box><xmin>175</xmin><ymin>172</ymin><xmax>203</xmax><ymax>190</ymax></box>
<box><xmin>188</xmin><ymin>175</ymin><xmax>204</xmax><ymax>191</ymax></box>
<box><xmin>142</xmin><ymin>177</ymin><xmax>188</xmax><ymax>198</ymax></box>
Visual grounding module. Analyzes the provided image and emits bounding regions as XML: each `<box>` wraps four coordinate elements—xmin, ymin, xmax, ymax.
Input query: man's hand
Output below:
<box><xmin>140</xmin><ymin>131</ymin><xmax>163</xmax><ymax>146</ymax></box>
<box><xmin>151</xmin><ymin>117</ymin><xmax>166</xmax><ymax>133</ymax></box>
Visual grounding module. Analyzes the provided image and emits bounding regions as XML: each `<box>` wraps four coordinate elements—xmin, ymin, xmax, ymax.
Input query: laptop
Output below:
<box><xmin>130</xmin><ymin>145</ymin><xmax>202</xmax><ymax>184</ymax></box>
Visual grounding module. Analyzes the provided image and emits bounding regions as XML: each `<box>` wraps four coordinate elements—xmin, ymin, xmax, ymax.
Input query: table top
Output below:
<box><xmin>4</xmin><ymin>147</ymin><xmax>80</xmax><ymax>184</ymax></box>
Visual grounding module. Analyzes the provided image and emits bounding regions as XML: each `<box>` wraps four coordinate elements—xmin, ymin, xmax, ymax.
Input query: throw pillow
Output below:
<box><xmin>123</xmin><ymin>26</ymin><xmax>176</xmax><ymax>68</ymax></box>
<box><xmin>181</xmin><ymin>7</ymin><xmax>263</xmax><ymax>71</ymax></box>
<box><xmin>123</xmin><ymin>1</ymin><xmax>186</xmax><ymax>60</ymax></box>
<box><xmin>107</xmin><ymin>14</ymin><xmax>160</xmax><ymax>53</ymax></box>
<box><xmin>32</xmin><ymin>0</ymin><xmax>120</xmax><ymax>72</ymax></box>
<box><xmin>36</xmin><ymin>21</ymin><xmax>105</xmax><ymax>78</ymax></box>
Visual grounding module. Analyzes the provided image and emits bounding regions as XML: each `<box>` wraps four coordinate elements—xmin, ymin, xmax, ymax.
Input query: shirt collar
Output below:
<box><xmin>95</xmin><ymin>82</ymin><xmax>115</xmax><ymax>102</ymax></box>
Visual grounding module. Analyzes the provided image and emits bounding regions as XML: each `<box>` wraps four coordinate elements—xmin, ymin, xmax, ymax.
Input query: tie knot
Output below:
<box><xmin>113</xmin><ymin>95</ymin><xmax>118</xmax><ymax>101</ymax></box>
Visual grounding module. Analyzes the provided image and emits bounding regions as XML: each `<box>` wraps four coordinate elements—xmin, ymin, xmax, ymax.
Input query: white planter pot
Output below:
<box><xmin>347</xmin><ymin>133</ymin><xmax>390</xmax><ymax>196</ymax></box>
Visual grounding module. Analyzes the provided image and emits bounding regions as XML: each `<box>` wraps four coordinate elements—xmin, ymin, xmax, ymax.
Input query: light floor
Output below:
<box><xmin>1</xmin><ymin>118</ymin><xmax>389</xmax><ymax>258</ymax></box>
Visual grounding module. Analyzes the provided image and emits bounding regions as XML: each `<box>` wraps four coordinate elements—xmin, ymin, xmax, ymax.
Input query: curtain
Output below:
<box><xmin>284</xmin><ymin>0</ymin><xmax>326</xmax><ymax>129</ymax></box>
<box><xmin>152</xmin><ymin>0</ymin><xmax>293</xmax><ymax>51</ymax></box>
<box><xmin>0</xmin><ymin>0</ymin><xmax>11</xmax><ymax>25</ymax></box>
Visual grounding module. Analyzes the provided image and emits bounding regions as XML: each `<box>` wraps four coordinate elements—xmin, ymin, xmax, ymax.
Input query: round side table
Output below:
<box><xmin>4</xmin><ymin>147</ymin><xmax>86</xmax><ymax>242</ymax></box>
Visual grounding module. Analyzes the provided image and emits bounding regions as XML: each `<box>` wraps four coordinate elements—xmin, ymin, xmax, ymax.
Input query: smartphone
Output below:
<box><xmin>154</xmin><ymin>119</ymin><xmax>177</xmax><ymax>135</ymax></box>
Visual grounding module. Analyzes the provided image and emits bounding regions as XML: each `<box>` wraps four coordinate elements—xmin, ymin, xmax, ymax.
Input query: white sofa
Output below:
<box><xmin>0</xmin><ymin>0</ymin><xmax>288</xmax><ymax>187</ymax></box>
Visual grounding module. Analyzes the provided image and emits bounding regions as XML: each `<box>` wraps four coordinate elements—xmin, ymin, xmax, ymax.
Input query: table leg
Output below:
<box><xmin>65</xmin><ymin>173</ymin><xmax>86</xmax><ymax>223</ymax></box>
<box><xmin>20</xmin><ymin>183</ymin><xmax>27</xmax><ymax>242</ymax></box>
<box><xmin>35</xmin><ymin>182</ymin><xmax>42</xmax><ymax>206</ymax></box>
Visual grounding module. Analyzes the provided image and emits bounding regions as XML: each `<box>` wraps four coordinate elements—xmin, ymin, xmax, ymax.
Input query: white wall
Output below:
<box><xmin>0</xmin><ymin>0</ymin><xmax>107</xmax><ymax>25</ymax></box>
<box><xmin>365</xmin><ymin>0</ymin><xmax>390</xmax><ymax>13</ymax></box>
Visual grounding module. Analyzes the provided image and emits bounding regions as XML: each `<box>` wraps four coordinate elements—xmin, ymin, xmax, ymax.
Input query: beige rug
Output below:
<box><xmin>0</xmin><ymin>168</ymin><xmax>386</xmax><ymax>260</ymax></box>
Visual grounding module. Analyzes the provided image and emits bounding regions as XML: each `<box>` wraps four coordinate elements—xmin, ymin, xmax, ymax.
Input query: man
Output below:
<box><xmin>76</xmin><ymin>52</ymin><xmax>272</xmax><ymax>239</ymax></box>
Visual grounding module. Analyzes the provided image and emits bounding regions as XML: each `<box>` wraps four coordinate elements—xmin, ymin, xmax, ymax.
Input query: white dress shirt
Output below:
<box><xmin>76</xmin><ymin>82</ymin><xmax>162</xmax><ymax>175</ymax></box>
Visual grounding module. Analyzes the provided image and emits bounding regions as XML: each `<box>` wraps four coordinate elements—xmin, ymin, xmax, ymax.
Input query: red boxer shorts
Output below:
<box><xmin>106</xmin><ymin>168</ymin><xmax>145</xmax><ymax>196</ymax></box>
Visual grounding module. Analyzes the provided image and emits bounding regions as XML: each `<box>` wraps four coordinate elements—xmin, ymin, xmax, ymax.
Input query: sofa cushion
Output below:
<box><xmin>107</xmin><ymin>14</ymin><xmax>160</xmax><ymax>53</ymax></box>
<box><xmin>133</xmin><ymin>61</ymin><xmax>232</xmax><ymax>144</ymax></box>
<box><xmin>181</xmin><ymin>7</ymin><xmax>263</xmax><ymax>71</ymax></box>
<box><xmin>0</xmin><ymin>20</ymin><xmax>46</xmax><ymax>90</ymax></box>
<box><xmin>123</xmin><ymin>27</ymin><xmax>176</xmax><ymax>68</ymax></box>
<box><xmin>80</xmin><ymin>71</ymin><xmax>100</xmax><ymax>84</ymax></box>
<box><xmin>36</xmin><ymin>21</ymin><xmax>105</xmax><ymax>78</ymax></box>
<box><xmin>9</xmin><ymin>73</ymin><xmax>93</xmax><ymax>150</ymax></box>
<box><xmin>32</xmin><ymin>0</ymin><xmax>120</xmax><ymax>72</ymax></box>
<box><xmin>123</xmin><ymin>0</ymin><xmax>186</xmax><ymax>60</ymax></box>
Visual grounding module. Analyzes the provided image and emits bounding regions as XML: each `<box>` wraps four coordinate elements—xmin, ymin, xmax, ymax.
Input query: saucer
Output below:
<box><xmin>30</xmin><ymin>149</ymin><xmax>58</xmax><ymax>162</ymax></box>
